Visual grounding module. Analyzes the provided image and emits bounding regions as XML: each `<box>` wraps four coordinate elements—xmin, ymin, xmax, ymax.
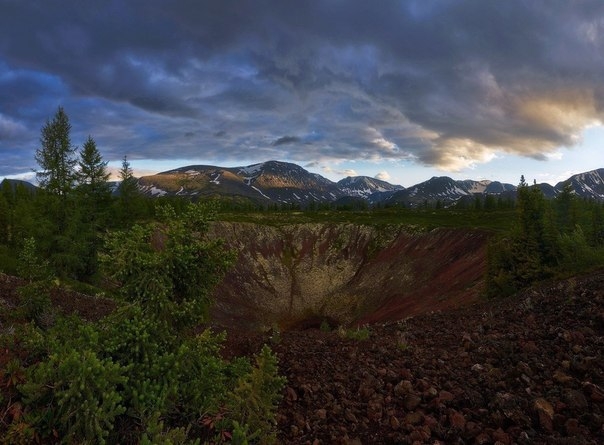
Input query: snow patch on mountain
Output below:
<box><xmin>238</xmin><ymin>162</ymin><xmax>265</xmax><ymax>176</ymax></box>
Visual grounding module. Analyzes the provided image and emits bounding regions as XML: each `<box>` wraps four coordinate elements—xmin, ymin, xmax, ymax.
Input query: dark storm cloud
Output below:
<box><xmin>272</xmin><ymin>136</ymin><xmax>300</xmax><ymax>146</ymax></box>
<box><xmin>1</xmin><ymin>0</ymin><xmax>603</xmax><ymax>177</ymax></box>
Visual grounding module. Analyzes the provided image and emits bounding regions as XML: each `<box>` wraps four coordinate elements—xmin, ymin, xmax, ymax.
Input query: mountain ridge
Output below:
<box><xmin>136</xmin><ymin>161</ymin><xmax>604</xmax><ymax>206</ymax></box>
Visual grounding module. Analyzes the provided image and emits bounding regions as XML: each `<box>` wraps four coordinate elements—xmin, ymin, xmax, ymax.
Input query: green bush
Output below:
<box><xmin>227</xmin><ymin>345</ymin><xmax>286</xmax><ymax>444</ymax></box>
<box><xmin>16</xmin><ymin>237</ymin><xmax>50</xmax><ymax>282</ymax></box>
<box><xmin>174</xmin><ymin>329</ymin><xmax>251</xmax><ymax>423</ymax></box>
<box><xmin>0</xmin><ymin>244</ymin><xmax>18</xmax><ymax>275</ymax></box>
<box><xmin>17</xmin><ymin>281</ymin><xmax>53</xmax><ymax>328</ymax></box>
<box><xmin>558</xmin><ymin>226</ymin><xmax>604</xmax><ymax>272</ymax></box>
<box><xmin>99</xmin><ymin>306</ymin><xmax>178</xmax><ymax>418</ymax></box>
<box><xmin>20</xmin><ymin>348</ymin><xmax>126</xmax><ymax>444</ymax></box>
<box><xmin>100</xmin><ymin>203</ymin><xmax>234</xmax><ymax>332</ymax></box>
<box><xmin>319</xmin><ymin>319</ymin><xmax>331</xmax><ymax>332</ymax></box>
<box><xmin>140</xmin><ymin>412</ymin><xmax>200</xmax><ymax>445</ymax></box>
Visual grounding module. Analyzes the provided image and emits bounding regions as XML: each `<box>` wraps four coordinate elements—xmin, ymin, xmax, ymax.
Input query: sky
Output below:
<box><xmin>0</xmin><ymin>0</ymin><xmax>603</xmax><ymax>188</ymax></box>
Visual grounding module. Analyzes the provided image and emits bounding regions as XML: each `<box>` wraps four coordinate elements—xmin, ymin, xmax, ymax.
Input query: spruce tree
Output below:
<box><xmin>116</xmin><ymin>156</ymin><xmax>141</xmax><ymax>226</ymax></box>
<box><xmin>0</xmin><ymin>180</ymin><xmax>14</xmax><ymax>244</ymax></box>
<box><xmin>554</xmin><ymin>182</ymin><xmax>577</xmax><ymax>235</ymax></box>
<box><xmin>74</xmin><ymin>136</ymin><xmax>112</xmax><ymax>279</ymax></box>
<box><xmin>77</xmin><ymin>136</ymin><xmax>111</xmax><ymax>197</ymax></box>
<box><xmin>1</xmin><ymin>179</ymin><xmax>14</xmax><ymax>206</ymax></box>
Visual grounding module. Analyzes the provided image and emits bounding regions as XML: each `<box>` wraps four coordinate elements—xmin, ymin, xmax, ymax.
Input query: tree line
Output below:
<box><xmin>486</xmin><ymin>175</ymin><xmax>604</xmax><ymax>297</ymax></box>
<box><xmin>0</xmin><ymin>107</ymin><xmax>167</xmax><ymax>281</ymax></box>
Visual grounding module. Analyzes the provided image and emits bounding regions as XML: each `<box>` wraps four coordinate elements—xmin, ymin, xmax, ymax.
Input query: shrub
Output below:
<box><xmin>319</xmin><ymin>319</ymin><xmax>331</xmax><ymax>332</ymax></box>
<box><xmin>0</xmin><ymin>244</ymin><xmax>18</xmax><ymax>275</ymax></box>
<box><xmin>558</xmin><ymin>226</ymin><xmax>604</xmax><ymax>272</ymax></box>
<box><xmin>338</xmin><ymin>325</ymin><xmax>371</xmax><ymax>340</ymax></box>
<box><xmin>99</xmin><ymin>306</ymin><xmax>178</xmax><ymax>419</ymax></box>
<box><xmin>20</xmin><ymin>349</ymin><xmax>126</xmax><ymax>444</ymax></box>
<box><xmin>174</xmin><ymin>329</ymin><xmax>251</xmax><ymax>423</ymax></box>
<box><xmin>100</xmin><ymin>203</ymin><xmax>234</xmax><ymax>332</ymax></box>
<box><xmin>5</xmin><ymin>202</ymin><xmax>286</xmax><ymax>444</ymax></box>
<box><xmin>17</xmin><ymin>281</ymin><xmax>53</xmax><ymax>328</ymax></box>
<box><xmin>227</xmin><ymin>345</ymin><xmax>286</xmax><ymax>444</ymax></box>
<box><xmin>16</xmin><ymin>237</ymin><xmax>50</xmax><ymax>283</ymax></box>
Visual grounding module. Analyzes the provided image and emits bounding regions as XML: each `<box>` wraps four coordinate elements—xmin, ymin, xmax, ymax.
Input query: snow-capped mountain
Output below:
<box><xmin>137</xmin><ymin>160</ymin><xmax>344</xmax><ymax>205</ymax></box>
<box><xmin>556</xmin><ymin>168</ymin><xmax>604</xmax><ymax>201</ymax></box>
<box><xmin>383</xmin><ymin>176</ymin><xmax>517</xmax><ymax>206</ymax></box>
<box><xmin>337</xmin><ymin>176</ymin><xmax>404</xmax><ymax>198</ymax></box>
<box><xmin>134</xmin><ymin>161</ymin><xmax>604</xmax><ymax>207</ymax></box>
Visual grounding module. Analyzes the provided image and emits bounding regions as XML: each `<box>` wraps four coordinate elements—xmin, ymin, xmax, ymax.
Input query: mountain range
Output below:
<box><xmin>136</xmin><ymin>160</ymin><xmax>604</xmax><ymax>207</ymax></box>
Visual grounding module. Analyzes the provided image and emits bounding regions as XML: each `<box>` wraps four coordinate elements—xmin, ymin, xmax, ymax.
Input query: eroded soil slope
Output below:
<box><xmin>209</xmin><ymin>222</ymin><xmax>488</xmax><ymax>329</ymax></box>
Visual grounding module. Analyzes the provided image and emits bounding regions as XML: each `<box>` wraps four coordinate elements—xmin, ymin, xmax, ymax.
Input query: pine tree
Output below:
<box><xmin>35</xmin><ymin>107</ymin><xmax>78</xmax><ymax>198</ymax></box>
<box><xmin>1</xmin><ymin>179</ymin><xmax>14</xmax><ymax>207</ymax></box>
<box><xmin>10</xmin><ymin>183</ymin><xmax>37</xmax><ymax>248</ymax></box>
<box><xmin>0</xmin><ymin>180</ymin><xmax>14</xmax><ymax>244</ymax></box>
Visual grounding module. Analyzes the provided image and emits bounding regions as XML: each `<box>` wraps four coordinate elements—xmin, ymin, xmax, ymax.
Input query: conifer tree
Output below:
<box><xmin>77</xmin><ymin>136</ymin><xmax>111</xmax><ymax>197</ymax></box>
<box><xmin>1</xmin><ymin>179</ymin><xmax>14</xmax><ymax>206</ymax></box>
<box><xmin>73</xmin><ymin>136</ymin><xmax>112</xmax><ymax>279</ymax></box>
<box><xmin>0</xmin><ymin>192</ymin><xmax>9</xmax><ymax>244</ymax></box>
<box><xmin>116</xmin><ymin>156</ymin><xmax>141</xmax><ymax>226</ymax></box>
<box><xmin>0</xmin><ymin>180</ymin><xmax>14</xmax><ymax>244</ymax></box>
<box><xmin>35</xmin><ymin>106</ymin><xmax>78</xmax><ymax>198</ymax></box>
<box><xmin>33</xmin><ymin>107</ymin><xmax>80</xmax><ymax>277</ymax></box>
<box><xmin>554</xmin><ymin>182</ymin><xmax>577</xmax><ymax>235</ymax></box>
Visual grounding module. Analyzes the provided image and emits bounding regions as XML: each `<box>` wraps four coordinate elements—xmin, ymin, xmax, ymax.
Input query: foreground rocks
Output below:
<box><xmin>227</xmin><ymin>270</ymin><xmax>604</xmax><ymax>444</ymax></box>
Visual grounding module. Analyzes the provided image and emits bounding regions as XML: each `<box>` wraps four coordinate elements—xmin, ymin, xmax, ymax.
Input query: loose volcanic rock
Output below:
<box><xmin>220</xmin><ymin>270</ymin><xmax>604</xmax><ymax>444</ymax></box>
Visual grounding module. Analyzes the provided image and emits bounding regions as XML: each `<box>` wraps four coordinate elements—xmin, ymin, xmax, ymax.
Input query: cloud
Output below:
<box><xmin>375</xmin><ymin>171</ymin><xmax>390</xmax><ymax>181</ymax></box>
<box><xmin>320</xmin><ymin>165</ymin><xmax>358</xmax><ymax>178</ymax></box>
<box><xmin>272</xmin><ymin>136</ymin><xmax>301</xmax><ymax>146</ymax></box>
<box><xmin>1</xmin><ymin>1</ymin><xmax>604</xmax><ymax>177</ymax></box>
<box><xmin>0</xmin><ymin>114</ymin><xmax>27</xmax><ymax>140</ymax></box>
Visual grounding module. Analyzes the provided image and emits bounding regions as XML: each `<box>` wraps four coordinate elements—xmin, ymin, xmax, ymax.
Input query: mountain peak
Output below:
<box><xmin>337</xmin><ymin>175</ymin><xmax>404</xmax><ymax>199</ymax></box>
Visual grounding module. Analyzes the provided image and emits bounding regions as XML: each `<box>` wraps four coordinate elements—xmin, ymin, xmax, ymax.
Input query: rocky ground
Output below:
<box><xmin>227</xmin><ymin>270</ymin><xmax>604</xmax><ymax>444</ymax></box>
<box><xmin>2</xmin><ymin>271</ymin><xmax>604</xmax><ymax>444</ymax></box>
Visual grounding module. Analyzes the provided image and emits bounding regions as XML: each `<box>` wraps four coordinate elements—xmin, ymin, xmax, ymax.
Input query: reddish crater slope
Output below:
<box><xmin>209</xmin><ymin>222</ymin><xmax>489</xmax><ymax>329</ymax></box>
<box><xmin>224</xmin><ymin>270</ymin><xmax>604</xmax><ymax>444</ymax></box>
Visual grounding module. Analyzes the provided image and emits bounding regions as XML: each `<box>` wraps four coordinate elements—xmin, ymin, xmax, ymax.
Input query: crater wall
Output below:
<box><xmin>208</xmin><ymin>222</ymin><xmax>489</xmax><ymax>329</ymax></box>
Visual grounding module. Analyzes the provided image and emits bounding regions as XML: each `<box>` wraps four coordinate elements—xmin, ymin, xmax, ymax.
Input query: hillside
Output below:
<box><xmin>136</xmin><ymin>161</ymin><xmax>344</xmax><ymax>205</ymax></box>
